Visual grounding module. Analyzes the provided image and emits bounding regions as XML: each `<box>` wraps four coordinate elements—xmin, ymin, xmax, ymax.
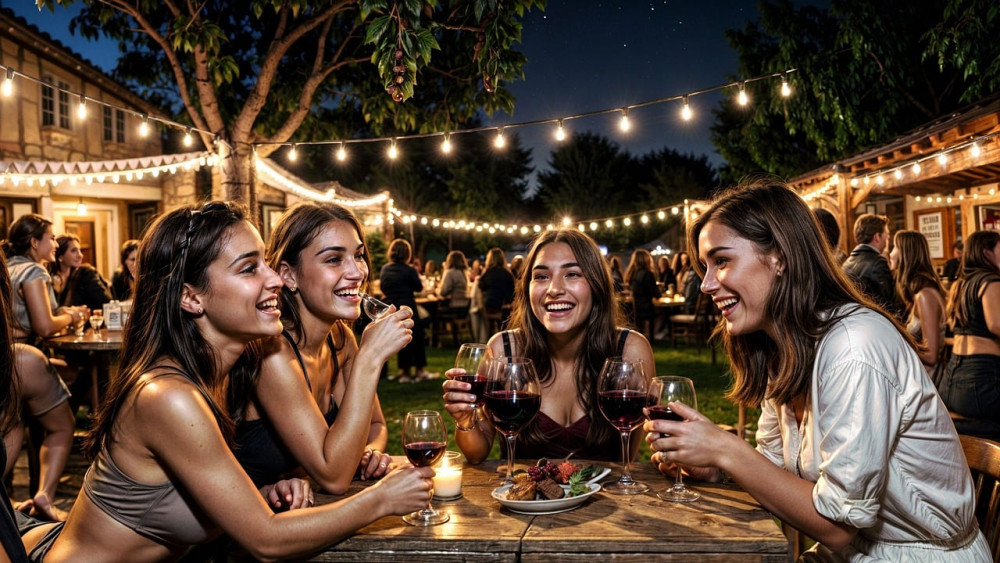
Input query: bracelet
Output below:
<box><xmin>455</xmin><ymin>419</ymin><xmax>477</xmax><ymax>432</ymax></box>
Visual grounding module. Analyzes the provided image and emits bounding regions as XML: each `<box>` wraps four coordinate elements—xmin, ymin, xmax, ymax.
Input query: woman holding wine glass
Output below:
<box><xmin>443</xmin><ymin>228</ymin><xmax>655</xmax><ymax>466</ymax></box>
<box><xmin>232</xmin><ymin>201</ymin><xmax>415</xmax><ymax>492</ymax></box>
<box><xmin>645</xmin><ymin>181</ymin><xmax>989</xmax><ymax>560</ymax></box>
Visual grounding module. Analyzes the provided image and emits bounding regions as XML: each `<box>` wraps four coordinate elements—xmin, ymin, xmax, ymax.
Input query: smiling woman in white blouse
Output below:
<box><xmin>645</xmin><ymin>181</ymin><xmax>989</xmax><ymax>561</ymax></box>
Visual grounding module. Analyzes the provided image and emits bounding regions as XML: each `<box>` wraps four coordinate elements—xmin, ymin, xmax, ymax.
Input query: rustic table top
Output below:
<box><xmin>308</xmin><ymin>459</ymin><xmax>788</xmax><ymax>562</ymax></box>
<box><xmin>44</xmin><ymin>329</ymin><xmax>123</xmax><ymax>351</ymax></box>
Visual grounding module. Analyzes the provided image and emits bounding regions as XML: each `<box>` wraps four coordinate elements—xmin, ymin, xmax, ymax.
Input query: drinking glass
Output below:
<box><xmin>453</xmin><ymin>343</ymin><xmax>489</xmax><ymax>426</ymax></box>
<box><xmin>89</xmin><ymin>311</ymin><xmax>104</xmax><ymax>336</ymax></box>
<box><xmin>401</xmin><ymin>410</ymin><xmax>449</xmax><ymax>526</ymax></box>
<box><xmin>482</xmin><ymin>357</ymin><xmax>541</xmax><ymax>486</ymax></box>
<box><xmin>597</xmin><ymin>358</ymin><xmax>650</xmax><ymax>495</ymax></box>
<box><xmin>651</xmin><ymin>376</ymin><xmax>700</xmax><ymax>502</ymax></box>
<box><xmin>360</xmin><ymin>292</ymin><xmax>391</xmax><ymax>320</ymax></box>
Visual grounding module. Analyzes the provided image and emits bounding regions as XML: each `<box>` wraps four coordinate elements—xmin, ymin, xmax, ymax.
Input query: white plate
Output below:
<box><xmin>492</xmin><ymin>483</ymin><xmax>602</xmax><ymax>514</ymax></box>
<box><xmin>584</xmin><ymin>466</ymin><xmax>612</xmax><ymax>486</ymax></box>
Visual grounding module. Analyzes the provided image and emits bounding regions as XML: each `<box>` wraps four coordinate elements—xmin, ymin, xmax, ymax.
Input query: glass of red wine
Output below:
<box><xmin>650</xmin><ymin>376</ymin><xmax>700</xmax><ymax>502</ymax></box>
<box><xmin>482</xmin><ymin>357</ymin><xmax>541</xmax><ymax>486</ymax></box>
<box><xmin>401</xmin><ymin>410</ymin><xmax>450</xmax><ymax>526</ymax></box>
<box><xmin>597</xmin><ymin>357</ymin><xmax>650</xmax><ymax>495</ymax></box>
<box><xmin>453</xmin><ymin>343</ymin><xmax>489</xmax><ymax>425</ymax></box>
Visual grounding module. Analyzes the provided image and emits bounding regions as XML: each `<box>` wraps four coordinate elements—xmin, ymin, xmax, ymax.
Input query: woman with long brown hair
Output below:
<box><xmin>937</xmin><ymin>229</ymin><xmax>1000</xmax><ymax>436</ymax></box>
<box><xmin>443</xmin><ymin>229</ymin><xmax>655</xmax><ymax>463</ymax></box>
<box><xmin>889</xmin><ymin>230</ymin><xmax>946</xmax><ymax>378</ymax></box>
<box><xmin>645</xmin><ymin>181</ymin><xmax>987</xmax><ymax>560</ymax></box>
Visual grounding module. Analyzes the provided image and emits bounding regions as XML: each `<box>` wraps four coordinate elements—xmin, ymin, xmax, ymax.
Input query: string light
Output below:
<box><xmin>139</xmin><ymin>115</ymin><xmax>150</xmax><ymax>137</ymax></box>
<box><xmin>681</xmin><ymin>95</ymin><xmax>692</xmax><ymax>121</ymax></box>
<box><xmin>441</xmin><ymin>133</ymin><xmax>452</xmax><ymax>154</ymax></box>
<box><xmin>911</xmin><ymin>162</ymin><xmax>921</xmax><ymax>175</ymax></box>
<box><xmin>554</xmin><ymin>120</ymin><xmax>566</xmax><ymax>141</ymax></box>
<box><xmin>387</xmin><ymin>139</ymin><xmax>398</xmax><ymax>159</ymax></box>
<box><xmin>780</xmin><ymin>73</ymin><xmax>791</xmax><ymax>97</ymax></box>
<box><xmin>336</xmin><ymin>142</ymin><xmax>347</xmax><ymax>162</ymax></box>
<box><xmin>737</xmin><ymin>82</ymin><xmax>749</xmax><ymax>106</ymax></box>
<box><xmin>76</xmin><ymin>95</ymin><xmax>87</xmax><ymax>120</ymax></box>
<box><xmin>288</xmin><ymin>143</ymin><xmax>298</xmax><ymax>162</ymax></box>
<box><xmin>183</xmin><ymin>128</ymin><xmax>193</xmax><ymax>147</ymax></box>
<box><xmin>2</xmin><ymin>67</ymin><xmax>13</xmax><ymax>97</ymax></box>
<box><xmin>971</xmin><ymin>142</ymin><xmax>981</xmax><ymax>157</ymax></box>
<box><xmin>76</xmin><ymin>198</ymin><xmax>86</xmax><ymax>215</ymax></box>
<box><xmin>938</xmin><ymin>153</ymin><xmax>948</xmax><ymax>166</ymax></box>
<box><xmin>493</xmin><ymin>128</ymin><xmax>506</xmax><ymax>149</ymax></box>
<box><xmin>619</xmin><ymin>108</ymin><xmax>630</xmax><ymax>132</ymax></box>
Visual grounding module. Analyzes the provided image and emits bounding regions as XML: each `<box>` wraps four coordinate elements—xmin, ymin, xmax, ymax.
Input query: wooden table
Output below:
<box><xmin>44</xmin><ymin>329</ymin><xmax>123</xmax><ymax>410</ymax></box>
<box><xmin>309</xmin><ymin>460</ymin><xmax>788</xmax><ymax>562</ymax></box>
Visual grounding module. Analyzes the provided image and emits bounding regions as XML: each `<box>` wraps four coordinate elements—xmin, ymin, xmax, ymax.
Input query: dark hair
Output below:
<box><xmin>812</xmin><ymin>208</ymin><xmax>841</xmax><ymax>249</ymax></box>
<box><xmin>892</xmin><ymin>230</ymin><xmax>944</xmax><ymax>315</ymax></box>
<box><xmin>484</xmin><ymin>247</ymin><xmax>508</xmax><ymax>271</ymax></box>
<box><xmin>1</xmin><ymin>213</ymin><xmax>52</xmax><ymax>258</ymax></box>
<box><xmin>948</xmin><ymin>230</ymin><xmax>1000</xmax><ymax>330</ymax></box>
<box><xmin>508</xmin><ymin>229</ymin><xmax>625</xmax><ymax>450</ymax></box>
<box><xmin>444</xmin><ymin>250</ymin><xmax>467</xmax><ymax>271</ymax></box>
<box><xmin>265</xmin><ymin>201</ymin><xmax>370</xmax><ymax>340</ymax></box>
<box><xmin>953</xmin><ymin>240</ymin><xmax>964</xmax><ymax>252</ymax></box>
<box><xmin>47</xmin><ymin>234</ymin><xmax>82</xmax><ymax>278</ymax></box>
<box><xmin>688</xmin><ymin>180</ymin><xmax>912</xmax><ymax>407</ymax></box>
<box><xmin>388</xmin><ymin>239</ymin><xmax>412</xmax><ymax>264</ymax></box>
<box><xmin>86</xmin><ymin>201</ymin><xmax>257</xmax><ymax>459</ymax></box>
<box><xmin>624</xmin><ymin>248</ymin><xmax>653</xmax><ymax>285</ymax></box>
<box><xmin>853</xmin><ymin>213</ymin><xmax>889</xmax><ymax>245</ymax></box>
<box><xmin>117</xmin><ymin>239</ymin><xmax>140</xmax><ymax>287</ymax></box>
<box><xmin>0</xmin><ymin>247</ymin><xmax>19</xmax><ymax>435</ymax></box>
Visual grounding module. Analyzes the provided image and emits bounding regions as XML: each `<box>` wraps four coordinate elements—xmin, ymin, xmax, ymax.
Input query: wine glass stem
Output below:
<box><xmin>673</xmin><ymin>465</ymin><xmax>685</xmax><ymax>490</ymax></box>
<box><xmin>505</xmin><ymin>434</ymin><xmax>517</xmax><ymax>484</ymax></box>
<box><xmin>619</xmin><ymin>430</ymin><xmax>634</xmax><ymax>484</ymax></box>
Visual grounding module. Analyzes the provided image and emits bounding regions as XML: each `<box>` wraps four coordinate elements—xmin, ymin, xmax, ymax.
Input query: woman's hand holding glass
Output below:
<box><xmin>644</xmin><ymin>400</ymin><xmax>734</xmax><ymax>488</ymax></box>
<box><xmin>358</xmin><ymin>306</ymin><xmax>413</xmax><ymax>365</ymax></box>
<box><xmin>442</xmin><ymin>344</ymin><xmax>489</xmax><ymax>431</ymax></box>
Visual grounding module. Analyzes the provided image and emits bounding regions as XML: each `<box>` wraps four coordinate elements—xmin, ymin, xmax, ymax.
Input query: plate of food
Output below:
<box><xmin>491</xmin><ymin>460</ymin><xmax>606</xmax><ymax>514</ymax></box>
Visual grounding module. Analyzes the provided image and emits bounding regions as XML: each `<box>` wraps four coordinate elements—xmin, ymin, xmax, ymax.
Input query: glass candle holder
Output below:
<box><xmin>432</xmin><ymin>451</ymin><xmax>464</xmax><ymax>500</ymax></box>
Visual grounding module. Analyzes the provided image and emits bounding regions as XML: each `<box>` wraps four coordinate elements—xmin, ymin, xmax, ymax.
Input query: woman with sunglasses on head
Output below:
<box><xmin>19</xmin><ymin>202</ymin><xmax>433</xmax><ymax>562</ymax></box>
<box><xmin>443</xmin><ymin>229</ymin><xmax>655</xmax><ymax>464</ymax></box>
<box><xmin>232</xmin><ymin>202</ymin><xmax>412</xmax><ymax>492</ymax></box>
<box><xmin>645</xmin><ymin>181</ymin><xmax>988</xmax><ymax>560</ymax></box>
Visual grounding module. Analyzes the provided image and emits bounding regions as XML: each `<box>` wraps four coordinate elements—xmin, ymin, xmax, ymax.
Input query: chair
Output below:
<box><xmin>960</xmin><ymin>434</ymin><xmax>1000</xmax><ymax>560</ymax></box>
<box><xmin>667</xmin><ymin>292</ymin><xmax>717</xmax><ymax>364</ymax></box>
<box><xmin>434</xmin><ymin>298</ymin><xmax>473</xmax><ymax>348</ymax></box>
<box><xmin>484</xmin><ymin>303</ymin><xmax>512</xmax><ymax>335</ymax></box>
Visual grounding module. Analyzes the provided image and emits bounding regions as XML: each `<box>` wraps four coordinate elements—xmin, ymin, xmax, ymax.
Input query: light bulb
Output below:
<box><xmin>183</xmin><ymin>129</ymin><xmax>193</xmax><ymax>147</ymax></box>
<box><xmin>619</xmin><ymin>108</ymin><xmax>630</xmax><ymax>132</ymax></box>
<box><xmin>681</xmin><ymin>96</ymin><xmax>692</xmax><ymax>121</ymax></box>
<box><xmin>737</xmin><ymin>82</ymin><xmax>749</xmax><ymax>106</ymax></box>
<box><xmin>2</xmin><ymin>68</ymin><xmax>14</xmax><ymax>97</ymax></box>
<box><xmin>336</xmin><ymin>143</ymin><xmax>347</xmax><ymax>162</ymax></box>
<box><xmin>780</xmin><ymin>75</ymin><xmax>791</xmax><ymax>97</ymax></box>
<box><xmin>77</xmin><ymin>96</ymin><xmax>87</xmax><ymax>119</ymax></box>
<box><xmin>937</xmin><ymin>153</ymin><xmax>948</xmax><ymax>166</ymax></box>
<box><xmin>288</xmin><ymin>144</ymin><xmax>298</xmax><ymax>161</ymax></box>
<box><xmin>555</xmin><ymin>120</ymin><xmax>566</xmax><ymax>141</ymax></box>
<box><xmin>139</xmin><ymin>117</ymin><xmax>149</xmax><ymax>137</ymax></box>
<box><xmin>971</xmin><ymin>142</ymin><xmax>981</xmax><ymax>157</ymax></box>
<box><xmin>441</xmin><ymin>134</ymin><xmax>452</xmax><ymax>154</ymax></box>
<box><xmin>494</xmin><ymin>129</ymin><xmax>505</xmax><ymax>149</ymax></box>
<box><xmin>388</xmin><ymin>140</ymin><xmax>398</xmax><ymax>159</ymax></box>
<box><xmin>912</xmin><ymin>163</ymin><xmax>921</xmax><ymax>175</ymax></box>
<box><xmin>894</xmin><ymin>169</ymin><xmax>903</xmax><ymax>180</ymax></box>
<box><xmin>76</xmin><ymin>200</ymin><xmax>87</xmax><ymax>215</ymax></box>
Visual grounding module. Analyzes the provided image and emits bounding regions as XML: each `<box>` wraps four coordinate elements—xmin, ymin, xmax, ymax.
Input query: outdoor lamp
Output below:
<box><xmin>681</xmin><ymin>96</ymin><xmax>692</xmax><ymax>121</ymax></box>
<box><xmin>2</xmin><ymin>67</ymin><xmax>14</xmax><ymax>97</ymax></box>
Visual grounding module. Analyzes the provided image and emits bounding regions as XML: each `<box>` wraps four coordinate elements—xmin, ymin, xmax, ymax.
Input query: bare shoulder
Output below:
<box><xmin>130</xmin><ymin>371</ymin><xmax>218</xmax><ymax>427</ymax></box>
<box><xmin>623</xmin><ymin>330</ymin><xmax>655</xmax><ymax>365</ymax></box>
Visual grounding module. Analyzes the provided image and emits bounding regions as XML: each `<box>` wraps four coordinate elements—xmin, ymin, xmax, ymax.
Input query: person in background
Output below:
<box><xmin>19</xmin><ymin>202</ymin><xmax>434</xmax><ymax>562</ymax></box>
<box><xmin>509</xmin><ymin>255</ymin><xmax>525</xmax><ymax>280</ymax></box>
<box><xmin>656</xmin><ymin>255</ymin><xmax>676</xmax><ymax>288</ymax></box>
<box><xmin>2</xmin><ymin>214</ymin><xmax>89</xmax><ymax>345</ymax></box>
<box><xmin>624</xmin><ymin>249</ymin><xmax>660</xmax><ymax>340</ymax></box>
<box><xmin>889</xmin><ymin>231</ymin><xmax>946</xmax><ymax>380</ymax></box>
<box><xmin>647</xmin><ymin>181</ymin><xmax>988</xmax><ymax>560</ymax></box>
<box><xmin>843</xmin><ymin>213</ymin><xmax>904</xmax><ymax>318</ymax></box>
<box><xmin>381</xmin><ymin>239</ymin><xmax>433</xmax><ymax>382</ymax></box>
<box><xmin>110</xmin><ymin>239</ymin><xmax>139</xmax><ymax>301</ymax></box>
<box><xmin>0</xmin><ymin>252</ymin><xmax>29</xmax><ymax>561</ymax></box>
<box><xmin>942</xmin><ymin>240</ymin><xmax>963</xmax><ymax>284</ymax></box>
<box><xmin>477</xmin><ymin>247</ymin><xmax>516</xmax><ymax>320</ymax></box>
<box><xmin>443</xmin><ymin>229</ymin><xmax>656</xmax><ymax>463</ymax></box>
<box><xmin>937</xmin><ymin>230</ymin><xmax>1000</xmax><ymax>439</ymax></box>
<box><xmin>232</xmin><ymin>202</ymin><xmax>412</xmax><ymax>493</ymax></box>
<box><xmin>422</xmin><ymin>259</ymin><xmax>438</xmax><ymax>283</ymax></box>
<box><xmin>437</xmin><ymin>250</ymin><xmax>469</xmax><ymax>308</ymax></box>
<box><xmin>813</xmin><ymin>208</ymin><xmax>846</xmax><ymax>263</ymax></box>
<box><xmin>671</xmin><ymin>251</ymin><xmax>691</xmax><ymax>285</ymax></box>
<box><xmin>48</xmin><ymin>235</ymin><xmax>111</xmax><ymax>312</ymax></box>
<box><xmin>608</xmin><ymin>255</ymin><xmax>625</xmax><ymax>294</ymax></box>
<box><xmin>468</xmin><ymin>258</ymin><xmax>483</xmax><ymax>283</ymax></box>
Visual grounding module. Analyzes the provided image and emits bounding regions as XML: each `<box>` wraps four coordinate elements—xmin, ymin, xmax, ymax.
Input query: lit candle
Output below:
<box><xmin>432</xmin><ymin>451</ymin><xmax>464</xmax><ymax>500</ymax></box>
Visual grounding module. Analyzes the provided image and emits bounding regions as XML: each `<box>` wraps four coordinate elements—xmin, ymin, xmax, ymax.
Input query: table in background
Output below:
<box><xmin>44</xmin><ymin>328</ymin><xmax>123</xmax><ymax>409</ymax></box>
<box><xmin>309</xmin><ymin>459</ymin><xmax>788</xmax><ymax>562</ymax></box>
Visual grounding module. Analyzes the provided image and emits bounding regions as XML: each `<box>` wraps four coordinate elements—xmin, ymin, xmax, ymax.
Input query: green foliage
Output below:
<box><xmin>713</xmin><ymin>0</ymin><xmax>1000</xmax><ymax>181</ymax></box>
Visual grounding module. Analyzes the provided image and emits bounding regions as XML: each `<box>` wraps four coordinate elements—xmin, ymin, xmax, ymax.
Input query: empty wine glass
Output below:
<box><xmin>453</xmin><ymin>343</ymin><xmax>489</xmax><ymax>425</ymax></box>
<box><xmin>597</xmin><ymin>357</ymin><xmax>649</xmax><ymax>495</ymax></box>
<box><xmin>652</xmin><ymin>376</ymin><xmax>700</xmax><ymax>502</ymax></box>
<box><xmin>401</xmin><ymin>410</ymin><xmax>449</xmax><ymax>526</ymax></box>
<box><xmin>482</xmin><ymin>357</ymin><xmax>540</xmax><ymax>486</ymax></box>
<box><xmin>89</xmin><ymin>311</ymin><xmax>104</xmax><ymax>337</ymax></box>
<box><xmin>360</xmin><ymin>292</ymin><xmax>391</xmax><ymax>320</ymax></box>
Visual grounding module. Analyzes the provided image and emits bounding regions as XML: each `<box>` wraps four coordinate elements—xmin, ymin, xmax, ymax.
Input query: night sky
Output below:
<box><xmin>10</xmin><ymin>1</ymin><xmax>822</xmax><ymax>189</ymax></box>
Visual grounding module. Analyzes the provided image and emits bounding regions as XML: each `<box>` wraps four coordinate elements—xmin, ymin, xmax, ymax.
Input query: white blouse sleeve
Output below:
<box><xmin>810</xmin><ymin>356</ymin><xmax>904</xmax><ymax>529</ymax></box>
<box><xmin>754</xmin><ymin>399</ymin><xmax>784</xmax><ymax>468</ymax></box>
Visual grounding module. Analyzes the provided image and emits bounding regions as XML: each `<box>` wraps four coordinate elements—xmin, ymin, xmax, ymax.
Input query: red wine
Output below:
<box><xmin>598</xmin><ymin>389</ymin><xmax>647</xmax><ymax>430</ymax></box>
<box><xmin>454</xmin><ymin>374</ymin><xmax>488</xmax><ymax>406</ymax></box>
<box><xmin>483</xmin><ymin>390</ymin><xmax>541</xmax><ymax>435</ymax></box>
<box><xmin>647</xmin><ymin>405</ymin><xmax>683</xmax><ymax>422</ymax></box>
<box><xmin>404</xmin><ymin>441</ymin><xmax>446</xmax><ymax>467</ymax></box>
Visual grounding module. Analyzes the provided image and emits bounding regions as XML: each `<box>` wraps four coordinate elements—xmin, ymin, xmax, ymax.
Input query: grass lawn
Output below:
<box><xmin>377</xmin><ymin>340</ymin><xmax>758</xmax><ymax>462</ymax></box>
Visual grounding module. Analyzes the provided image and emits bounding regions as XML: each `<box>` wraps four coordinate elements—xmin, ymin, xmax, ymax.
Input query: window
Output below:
<box><xmin>41</xmin><ymin>76</ymin><xmax>72</xmax><ymax>130</ymax></box>
<box><xmin>103</xmin><ymin>106</ymin><xmax>126</xmax><ymax>143</ymax></box>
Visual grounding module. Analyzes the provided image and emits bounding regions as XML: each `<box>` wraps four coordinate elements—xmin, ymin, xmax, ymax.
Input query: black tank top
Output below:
<box><xmin>234</xmin><ymin>331</ymin><xmax>340</xmax><ymax>487</ymax></box>
<box><xmin>952</xmin><ymin>270</ymin><xmax>1000</xmax><ymax>340</ymax></box>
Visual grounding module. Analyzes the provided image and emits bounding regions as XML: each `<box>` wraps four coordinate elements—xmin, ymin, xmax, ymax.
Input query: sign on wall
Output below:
<box><xmin>917</xmin><ymin>211</ymin><xmax>945</xmax><ymax>259</ymax></box>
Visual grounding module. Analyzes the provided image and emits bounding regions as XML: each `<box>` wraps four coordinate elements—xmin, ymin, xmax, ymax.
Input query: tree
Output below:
<box><xmin>712</xmin><ymin>0</ymin><xmax>1000</xmax><ymax>181</ymax></box>
<box><xmin>41</xmin><ymin>0</ymin><xmax>544</xmax><ymax>215</ymax></box>
<box><xmin>533</xmin><ymin>132</ymin><xmax>636</xmax><ymax>221</ymax></box>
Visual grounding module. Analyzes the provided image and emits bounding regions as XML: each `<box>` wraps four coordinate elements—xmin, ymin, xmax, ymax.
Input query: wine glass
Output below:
<box><xmin>453</xmin><ymin>343</ymin><xmax>489</xmax><ymax>425</ymax></box>
<box><xmin>597</xmin><ymin>357</ymin><xmax>650</xmax><ymax>495</ymax></box>
<box><xmin>401</xmin><ymin>410</ymin><xmax>450</xmax><ymax>526</ymax></box>
<box><xmin>651</xmin><ymin>376</ymin><xmax>700</xmax><ymax>502</ymax></box>
<box><xmin>482</xmin><ymin>357</ymin><xmax>541</xmax><ymax>486</ymax></box>
<box><xmin>360</xmin><ymin>292</ymin><xmax>391</xmax><ymax>320</ymax></box>
<box><xmin>89</xmin><ymin>311</ymin><xmax>104</xmax><ymax>337</ymax></box>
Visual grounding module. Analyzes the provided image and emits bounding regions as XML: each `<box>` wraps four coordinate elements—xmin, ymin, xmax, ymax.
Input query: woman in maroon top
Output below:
<box><xmin>442</xmin><ymin>229</ymin><xmax>655</xmax><ymax>463</ymax></box>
